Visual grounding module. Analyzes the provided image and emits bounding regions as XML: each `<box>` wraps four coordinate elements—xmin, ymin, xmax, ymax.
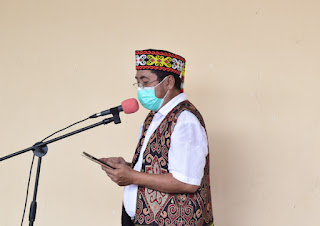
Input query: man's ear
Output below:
<box><xmin>167</xmin><ymin>75</ymin><xmax>175</xmax><ymax>90</ymax></box>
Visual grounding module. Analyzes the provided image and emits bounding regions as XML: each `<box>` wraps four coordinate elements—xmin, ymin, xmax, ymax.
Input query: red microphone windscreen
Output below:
<box><xmin>121</xmin><ymin>98</ymin><xmax>139</xmax><ymax>114</ymax></box>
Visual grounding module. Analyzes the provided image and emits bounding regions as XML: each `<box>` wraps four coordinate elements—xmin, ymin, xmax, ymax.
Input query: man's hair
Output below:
<box><xmin>151</xmin><ymin>70</ymin><xmax>181</xmax><ymax>91</ymax></box>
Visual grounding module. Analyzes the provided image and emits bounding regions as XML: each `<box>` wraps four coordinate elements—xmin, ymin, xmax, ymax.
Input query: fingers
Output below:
<box><xmin>101</xmin><ymin>165</ymin><xmax>115</xmax><ymax>175</ymax></box>
<box><xmin>101</xmin><ymin>162</ymin><xmax>123</xmax><ymax>176</ymax></box>
<box><xmin>101</xmin><ymin>164</ymin><xmax>133</xmax><ymax>186</ymax></box>
<box><xmin>102</xmin><ymin>167</ymin><xmax>119</xmax><ymax>184</ymax></box>
<box><xmin>99</xmin><ymin>157</ymin><xmax>126</xmax><ymax>165</ymax></box>
<box><xmin>98</xmin><ymin>156</ymin><xmax>133</xmax><ymax>186</ymax></box>
<box><xmin>99</xmin><ymin>158</ymin><xmax>108</xmax><ymax>162</ymax></box>
<box><xmin>107</xmin><ymin>161</ymin><xmax>121</xmax><ymax>169</ymax></box>
<box><xmin>117</xmin><ymin>157</ymin><xmax>126</xmax><ymax>164</ymax></box>
<box><xmin>113</xmin><ymin>157</ymin><xmax>127</xmax><ymax>164</ymax></box>
<box><xmin>104</xmin><ymin>172</ymin><xmax>117</xmax><ymax>184</ymax></box>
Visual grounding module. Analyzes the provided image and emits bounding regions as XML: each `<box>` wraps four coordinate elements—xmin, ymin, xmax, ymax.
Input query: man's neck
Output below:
<box><xmin>159</xmin><ymin>89</ymin><xmax>181</xmax><ymax>111</ymax></box>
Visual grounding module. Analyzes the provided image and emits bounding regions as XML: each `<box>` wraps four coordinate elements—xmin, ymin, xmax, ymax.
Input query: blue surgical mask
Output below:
<box><xmin>137</xmin><ymin>77</ymin><xmax>168</xmax><ymax>111</ymax></box>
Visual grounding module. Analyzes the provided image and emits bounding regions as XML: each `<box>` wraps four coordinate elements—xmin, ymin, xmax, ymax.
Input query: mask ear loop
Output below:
<box><xmin>156</xmin><ymin>86</ymin><xmax>170</xmax><ymax>112</ymax></box>
<box><xmin>155</xmin><ymin>76</ymin><xmax>170</xmax><ymax>111</ymax></box>
<box><xmin>180</xmin><ymin>62</ymin><xmax>186</xmax><ymax>93</ymax></box>
<box><xmin>154</xmin><ymin>76</ymin><xmax>168</xmax><ymax>88</ymax></box>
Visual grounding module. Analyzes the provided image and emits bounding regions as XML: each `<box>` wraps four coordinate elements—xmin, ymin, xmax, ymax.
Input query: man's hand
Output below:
<box><xmin>100</xmin><ymin>157</ymin><xmax>135</xmax><ymax>186</ymax></box>
<box><xmin>99</xmin><ymin>157</ymin><xmax>199</xmax><ymax>193</ymax></box>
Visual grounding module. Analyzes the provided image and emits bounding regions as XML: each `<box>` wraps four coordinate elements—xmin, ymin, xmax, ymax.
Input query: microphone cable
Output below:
<box><xmin>40</xmin><ymin>117</ymin><xmax>90</xmax><ymax>143</ymax></box>
<box><xmin>20</xmin><ymin>116</ymin><xmax>90</xmax><ymax>225</ymax></box>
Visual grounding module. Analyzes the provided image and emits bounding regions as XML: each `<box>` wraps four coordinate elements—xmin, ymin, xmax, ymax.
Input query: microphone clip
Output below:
<box><xmin>110</xmin><ymin>107</ymin><xmax>121</xmax><ymax>124</ymax></box>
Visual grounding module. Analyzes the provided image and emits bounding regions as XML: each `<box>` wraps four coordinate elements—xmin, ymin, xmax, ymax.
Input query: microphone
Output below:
<box><xmin>89</xmin><ymin>98</ymin><xmax>139</xmax><ymax>119</ymax></box>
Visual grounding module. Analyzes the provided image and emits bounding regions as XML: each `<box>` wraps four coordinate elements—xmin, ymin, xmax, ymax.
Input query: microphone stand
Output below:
<box><xmin>0</xmin><ymin>109</ymin><xmax>121</xmax><ymax>226</ymax></box>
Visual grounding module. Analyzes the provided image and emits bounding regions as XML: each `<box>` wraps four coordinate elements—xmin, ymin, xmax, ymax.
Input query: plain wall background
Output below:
<box><xmin>1</xmin><ymin>0</ymin><xmax>319</xmax><ymax>225</ymax></box>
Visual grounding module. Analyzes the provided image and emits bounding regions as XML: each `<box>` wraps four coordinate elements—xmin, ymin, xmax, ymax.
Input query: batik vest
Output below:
<box><xmin>131</xmin><ymin>100</ymin><xmax>214</xmax><ymax>226</ymax></box>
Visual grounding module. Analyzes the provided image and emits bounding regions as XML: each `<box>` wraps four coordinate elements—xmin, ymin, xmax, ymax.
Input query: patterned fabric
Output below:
<box><xmin>131</xmin><ymin>100</ymin><xmax>214</xmax><ymax>226</ymax></box>
<box><xmin>135</xmin><ymin>49</ymin><xmax>186</xmax><ymax>93</ymax></box>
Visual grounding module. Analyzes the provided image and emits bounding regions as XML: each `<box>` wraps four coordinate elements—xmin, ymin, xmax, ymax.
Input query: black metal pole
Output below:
<box><xmin>0</xmin><ymin>115</ymin><xmax>117</xmax><ymax>226</ymax></box>
<box><xmin>29</xmin><ymin>156</ymin><xmax>42</xmax><ymax>226</ymax></box>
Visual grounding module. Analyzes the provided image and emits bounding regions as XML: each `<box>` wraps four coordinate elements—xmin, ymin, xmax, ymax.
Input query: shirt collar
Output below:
<box><xmin>156</xmin><ymin>93</ymin><xmax>187</xmax><ymax>117</ymax></box>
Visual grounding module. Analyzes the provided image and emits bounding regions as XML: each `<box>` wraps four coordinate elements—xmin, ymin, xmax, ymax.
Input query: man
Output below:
<box><xmin>101</xmin><ymin>49</ymin><xmax>213</xmax><ymax>226</ymax></box>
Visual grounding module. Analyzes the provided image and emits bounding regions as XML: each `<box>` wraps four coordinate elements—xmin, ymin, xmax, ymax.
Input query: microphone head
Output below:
<box><xmin>121</xmin><ymin>98</ymin><xmax>139</xmax><ymax>114</ymax></box>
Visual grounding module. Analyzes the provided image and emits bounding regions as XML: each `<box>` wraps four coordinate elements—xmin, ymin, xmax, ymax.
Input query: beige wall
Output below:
<box><xmin>1</xmin><ymin>0</ymin><xmax>320</xmax><ymax>225</ymax></box>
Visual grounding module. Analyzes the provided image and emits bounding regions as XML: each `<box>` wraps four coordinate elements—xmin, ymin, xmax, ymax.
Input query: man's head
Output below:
<box><xmin>135</xmin><ymin>49</ymin><xmax>186</xmax><ymax>93</ymax></box>
<box><xmin>134</xmin><ymin>49</ymin><xmax>186</xmax><ymax>111</ymax></box>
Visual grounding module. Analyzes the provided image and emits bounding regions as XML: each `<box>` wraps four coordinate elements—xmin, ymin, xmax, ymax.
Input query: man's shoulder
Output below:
<box><xmin>177</xmin><ymin>110</ymin><xmax>203</xmax><ymax>125</ymax></box>
<box><xmin>174</xmin><ymin>100</ymin><xmax>206</xmax><ymax>128</ymax></box>
<box><xmin>175</xmin><ymin>100</ymin><xmax>202</xmax><ymax>117</ymax></box>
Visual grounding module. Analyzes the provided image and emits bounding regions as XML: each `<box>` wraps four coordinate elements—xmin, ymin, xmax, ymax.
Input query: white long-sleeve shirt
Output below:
<box><xmin>123</xmin><ymin>93</ymin><xmax>208</xmax><ymax>218</ymax></box>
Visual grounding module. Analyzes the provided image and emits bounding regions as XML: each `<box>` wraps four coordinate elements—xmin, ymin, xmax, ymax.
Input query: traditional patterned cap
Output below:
<box><xmin>135</xmin><ymin>49</ymin><xmax>186</xmax><ymax>92</ymax></box>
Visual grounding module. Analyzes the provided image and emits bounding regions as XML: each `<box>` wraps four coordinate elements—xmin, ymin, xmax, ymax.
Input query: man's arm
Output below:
<box><xmin>101</xmin><ymin>161</ymin><xmax>199</xmax><ymax>194</ymax></box>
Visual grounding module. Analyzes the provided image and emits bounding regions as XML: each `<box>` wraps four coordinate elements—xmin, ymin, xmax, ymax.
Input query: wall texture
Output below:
<box><xmin>1</xmin><ymin>0</ymin><xmax>319</xmax><ymax>225</ymax></box>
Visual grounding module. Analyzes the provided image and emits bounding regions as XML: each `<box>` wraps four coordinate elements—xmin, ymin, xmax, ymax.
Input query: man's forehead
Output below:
<box><xmin>135</xmin><ymin>70</ymin><xmax>156</xmax><ymax>79</ymax></box>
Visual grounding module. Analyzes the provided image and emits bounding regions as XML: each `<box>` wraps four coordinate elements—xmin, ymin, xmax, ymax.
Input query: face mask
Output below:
<box><xmin>137</xmin><ymin>77</ymin><xmax>168</xmax><ymax>111</ymax></box>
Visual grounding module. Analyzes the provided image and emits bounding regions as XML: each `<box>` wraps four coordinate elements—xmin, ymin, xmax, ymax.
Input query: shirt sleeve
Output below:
<box><xmin>168</xmin><ymin>111</ymin><xmax>208</xmax><ymax>186</ymax></box>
